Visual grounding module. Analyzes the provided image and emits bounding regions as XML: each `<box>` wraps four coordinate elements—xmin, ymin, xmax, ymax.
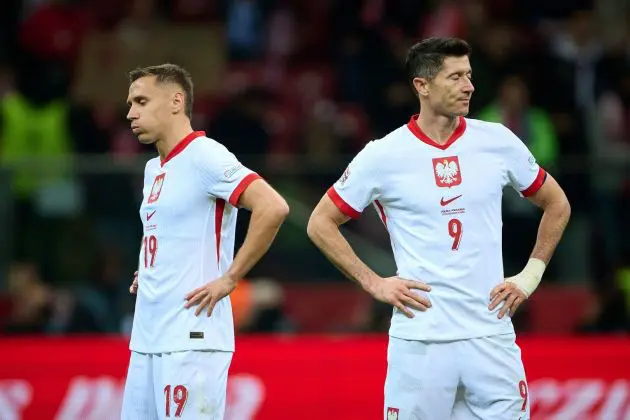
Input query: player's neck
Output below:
<box><xmin>416</xmin><ymin>111</ymin><xmax>460</xmax><ymax>146</ymax></box>
<box><xmin>155</xmin><ymin>120</ymin><xmax>195</xmax><ymax>161</ymax></box>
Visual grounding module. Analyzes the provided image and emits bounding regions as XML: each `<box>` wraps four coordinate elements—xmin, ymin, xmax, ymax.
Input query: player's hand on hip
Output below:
<box><xmin>129</xmin><ymin>271</ymin><xmax>138</xmax><ymax>295</ymax></box>
<box><xmin>489</xmin><ymin>282</ymin><xmax>528</xmax><ymax>319</ymax></box>
<box><xmin>369</xmin><ymin>276</ymin><xmax>431</xmax><ymax>318</ymax></box>
<box><xmin>184</xmin><ymin>274</ymin><xmax>237</xmax><ymax>317</ymax></box>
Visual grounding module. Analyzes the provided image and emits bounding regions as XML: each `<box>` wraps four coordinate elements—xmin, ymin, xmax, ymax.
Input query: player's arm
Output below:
<box><xmin>225</xmin><ymin>179</ymin><xmax>289</xmax><ymax>282</ymax></box>
<box><xmin>307</xmin><ymin>189</ymin><xmax>431</xmax><ymax>318</ymax></box>
<box><xmin>490</xmin><ymin>175</ymin><xmax>570</xmax><ymax>318</ymax></box>
<box><xmin>307</xmin><ymin>195</ymin><xmax>380</xmax><ymax>291</ymax></box>
<box><xmin>525</xmin><ymin>173</ymin><xmax>571</xmax><ymax>265</ymax></box>
<box><xmin>184</xmin><ymin>143</ymin><xmax>289</xmax><ymax>316</ymax></box>
<box><xmin>186</xmin><ymin>180</ymin><xmax>288</xmax><ymax>316</ymax></box>
<box><xmin>490</xmin><ymin>126</ymin><xmax>571</xmax><ymax>318</ymax></box>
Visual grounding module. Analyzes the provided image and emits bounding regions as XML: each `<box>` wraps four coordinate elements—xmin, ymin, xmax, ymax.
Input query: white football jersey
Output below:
<box><xmin>130</xmin><ymin>131</ymin><xmax>260</xmax><ymax>353</ymax></box>
<box><xmin>329</xmin><ymin>116</ymin><xmax>547</xmax><ymax>341</ymax></box>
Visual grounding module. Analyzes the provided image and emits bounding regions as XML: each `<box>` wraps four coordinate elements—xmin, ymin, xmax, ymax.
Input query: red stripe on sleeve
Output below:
<box><xmin>229</xmin><ymin>173</ymin><xmax>262</xmax><ymax>207</ymax></box>
<box><xmin>521</xmin><ymin>168</ymin><xmax>547</xmax><ymax>197</ymax></box>
<box><xmin>326</xmin><ymin>187</ymin><xmax>361</xmax><ymax>219</ymax></box>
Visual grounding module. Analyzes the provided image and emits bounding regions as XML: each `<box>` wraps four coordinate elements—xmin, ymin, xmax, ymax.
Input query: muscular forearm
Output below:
<box><xmin>307</xmin><ymin>217</ymin><xmax>380</xmax><ymax>292</ymax></box>
<box><xmin>530</xmin><ymin>199</ymin><xmax>571</xmax><ymax>265</ymax></box>
<box><xmin>226</xmin><ymin>204</ymin><xmax>288</xmax><ymax>281</ymax></box>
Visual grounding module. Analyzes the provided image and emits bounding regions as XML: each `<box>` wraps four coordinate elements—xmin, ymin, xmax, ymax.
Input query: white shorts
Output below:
<box><xmin>121</xmin><ymin>350</ymin><xmax>233</xmax><ymax>420</ymax></box>
<box><xmin>384</xmin><ymin>333</ymin><xmax>530</xmax><ymax>420</ymax></box>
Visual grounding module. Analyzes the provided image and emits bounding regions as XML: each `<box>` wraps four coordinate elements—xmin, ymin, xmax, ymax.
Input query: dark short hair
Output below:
<box><xmin>128</xmin><ymin>63</ymin><xmax>194</xmax><ymax>118</ymax></box>
<box><xmin>405</xmin><ymin>37</ymin><xmax>471</xmax><ymax>88</ymax></box>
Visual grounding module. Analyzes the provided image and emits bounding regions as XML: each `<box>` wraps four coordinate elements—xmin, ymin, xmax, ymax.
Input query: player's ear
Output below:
<box><xmin>413</xmin><ymin>77</ymin><xmax>430</xmax><ymax>98</ymax></box>
<box><xmin>171</xmin><ymin>92</ymin><xmax>185</xmax><ymax>115</ymax></box>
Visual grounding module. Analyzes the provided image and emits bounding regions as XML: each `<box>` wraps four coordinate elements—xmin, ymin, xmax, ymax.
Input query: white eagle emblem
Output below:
<box><xmin>153</xmin><ymin>177</ymin><xmax>164</xmax><ymax>191</ymax></box>
<box><xmin>148</xmin><ymin>173</ymin><xmax>166</xmax><ymax>203</ymax></box>
<box><xmin>435</xmin><ymin>159</ymin><xmax>459</xmax><ymax>185</ymax></box>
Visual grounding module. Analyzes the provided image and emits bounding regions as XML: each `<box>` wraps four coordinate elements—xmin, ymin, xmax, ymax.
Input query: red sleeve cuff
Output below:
<box><xmin>229</xmin><ymin>173</ymin><xmax>262</xmax><ymax>206</ymax></box>
<box><xmin>326</xmin><ymin>187</ymin><xmax>361</xmax><ymax>219</ymax></box>
<box><xmin>521</xmin><ymin>168</ymin><xmax>547</xmax><ymax>197</ymax></box>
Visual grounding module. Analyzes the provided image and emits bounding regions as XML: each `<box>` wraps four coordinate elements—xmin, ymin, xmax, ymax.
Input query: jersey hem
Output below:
<box><xmin>388</xmin><ymin>324</ymin><xmax>515</xmax><ymax>342</ymax></box>
<box><xmin>129</xmin><ymin>345</ymin><xmax>235</xmax><ymax>354</ymax></box>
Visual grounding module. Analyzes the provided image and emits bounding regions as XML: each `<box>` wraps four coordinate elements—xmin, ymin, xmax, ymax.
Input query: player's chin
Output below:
<box><xmin>452</xmin><ymin>103</ymin><xmax>470</xmax><ymax>116</ymax></box>
<box><xmin>136</xmin><ymin>132</ymin><xmax>155</xmax><ymax>144</ymax></box>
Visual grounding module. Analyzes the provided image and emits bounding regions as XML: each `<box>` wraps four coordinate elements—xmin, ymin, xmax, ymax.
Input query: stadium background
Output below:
<box><xmin>0</xmin><ymin>0</ymin><xmax>629</xmax><ymax>418</ymax></box>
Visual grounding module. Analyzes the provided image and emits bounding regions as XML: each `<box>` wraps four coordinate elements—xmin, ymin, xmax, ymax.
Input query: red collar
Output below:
<box><xmin>161</xmin><ymin>131</ymin><xmax>205</xmax><ymax>166</ymax></box>
<box><xmin>406</xmin><ymin>115</ymin><xmax>466</xmax><ymax>150</ymax></box>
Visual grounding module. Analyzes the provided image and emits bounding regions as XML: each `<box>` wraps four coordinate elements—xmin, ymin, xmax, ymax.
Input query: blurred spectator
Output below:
<box><xmin>166</xmin><ymin>0</ymin><xmax>217</xmax><ymax>23</ymax></box>
<box><xmin>335</xmin><ymin>28</ymin><xmax>370</xmax><ymax>106</ymax></box>
<box><xmin>468</xmin><ymin>23</ymin><xmax>525</xmax><ymax>114</ymax></box>
<box><xmin>477</xmin><ymin>74</ymin><xmax>559</xmax><ymax>170</ymax></box>
<box><xmin>232</xmin><ymin>277</ymin><xmax>291</xmax><ymax>332</ymax></box>
<box><xmin>2</xmin><ymin>261</ymin><xmax>99</xmax><ymax>334</ymax></box>
<box><xmin>537</xmin><ymin>8</ymin><xmax>607</xmax><ymax>214</ymax></box>
<box><xmin>0</xmin><ymin>63</ymin><xmax>15</xmax><ymax>99</ymax></box>
<box><xmin>420</xmin><ymin>0</ymin><xmax>486</xmax><ymax>40</ymax></box>
<box><xmin>477</xmin><ymin>73</ymin><xmax>559</xmax><ymax>275</ymax></box>
<box><xmin>220</xmin><ymin>0</ymin><xmax>274</xmax><ymax>62</ymax></box>
<box><xmin>578</xmin><ymin>265</ymin><xmax>630</xmax><ymax>333</ymax></box>
<box><xmin>0</xmin><ymin>55</ymin><xmax>80</xmax><ymax>274</ymax></box>
<box><xmin>75</xmin><ymin>247</ymin><xmax>135</xmax><ymax>333</ymax></box>
<box><xmin>19</xmin><ymin>0</ymin><xmax>92</xmax><ymax>74</ymax></box>
<box><xmin>116</xmin><ymin>0</ymin><xmax>161</xmax><ymax>49</ymax></box>
<box><xmin>207</xmin><ymin>87</ymin><xmax>273</xmax><ymax>170</ymax></box>
<box><xmin>590</xmin><ymin>63</ymin><xmax>630</xmax><ymax>269</ymax></box>
<box><xmin>0</xmin><ymin>0</ymin><xmax>22</xmax><ymax>61</ymax></box>
<box><xmin>350</xmin><ymin>29</ymin><xmax>415</xmax><ymax>137</ymax></box>
<box><xmin>543</xmin><ymin>8</ymin><xmax>606</xmax><ymax>113</ymax></box>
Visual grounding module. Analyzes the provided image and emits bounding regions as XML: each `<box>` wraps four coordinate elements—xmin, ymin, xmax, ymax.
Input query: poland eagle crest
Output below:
<box><xmin>432</xmin><ymin>156</ymin><xmax>462</xmax><ymax>187</ymax></box>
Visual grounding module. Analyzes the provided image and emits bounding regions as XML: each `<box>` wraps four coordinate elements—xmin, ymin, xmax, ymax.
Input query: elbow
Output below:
<box><xmin>562</xmin><ymin>197</ymin><xmax>571</xmax><ymax>222</ymax></box>
<box><xmin>271</xmin><ymin>197</ymin><xmax>290</xmax><ymax>224</ymax></box>
<box><xmin>307</xmin><ymin>212</ymin><xmax>332</xmax><ymax>245</ymax></box>
<box><xmin>558</xmin><ymin>190</ymin><xmax>571</xmax><ymax>218</ymax></box>
<box><xmin>306</xmin><ymin>213</ymin><xmax>320</xmax><ymax>242</ymax></box>
<box><xmin>551</xmin><ymin>193</ymin><xmax>571</xmax><ymax>223</ymax></box>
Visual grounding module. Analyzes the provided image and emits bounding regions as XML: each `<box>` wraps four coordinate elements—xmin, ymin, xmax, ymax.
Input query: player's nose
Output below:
<box><xmin>463</xmin><ymin>79</ymin><xmax>474</xmax><ymax>94</ymax></box>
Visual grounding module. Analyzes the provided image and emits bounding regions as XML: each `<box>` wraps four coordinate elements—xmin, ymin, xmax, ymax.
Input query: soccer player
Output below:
<box><xmin>307</xmin><ymin>38</ymin><xmax>570</xmax><ymax>419</ymax></box>
<box><xmin>121</xmin><ymin>64</ymin><xmax>289</xmax><ymax>420</ymax></box>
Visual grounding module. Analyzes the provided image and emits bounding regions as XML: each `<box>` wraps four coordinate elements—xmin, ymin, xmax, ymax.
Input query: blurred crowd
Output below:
<box><xmin>0</xmin><ymin>0</ymin><xmax>629</xmax><ymax>335</ymax></box>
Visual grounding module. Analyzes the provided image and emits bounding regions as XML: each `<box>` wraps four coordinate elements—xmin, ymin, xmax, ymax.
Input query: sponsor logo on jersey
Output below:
<box><xmin>528</xmin><ymin>155</ymin><xmax>538</xmax><ymax>171</ymax></box>
<box><xmin>338</xmin><ymin>167</ymin><xmax>351</xmax><ymax>186</ymax></box>
<box><xmin>440</xmin><ymin>194</ymin><xmax>462</xmax><ymax>206</ymax></box>
<box><xmin>224</xmin><ymin>163</ymin><xmax>243</xmax><ymax>179</ymax></box>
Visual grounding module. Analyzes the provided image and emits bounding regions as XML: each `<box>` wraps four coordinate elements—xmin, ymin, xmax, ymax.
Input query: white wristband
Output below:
<box><xmin>505</xmin><ymin>258</ymin><xmax>546</xmax><ymax>297</ymax></box>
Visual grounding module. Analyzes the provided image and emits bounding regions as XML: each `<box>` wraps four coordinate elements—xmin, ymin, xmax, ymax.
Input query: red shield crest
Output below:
<box><xmin>387</xmin><ymin>407</ymin><xmax>399</xmax><ymax>419</ymax></box>
<box><xmin>148</xmin><ymin>173</ymin><xmax>166</xmax><ymax>203</ymax></box>
<box><xmin>432</xmin><ymin>156</ymin><xmax>462</xmax><ymax>187</ymax></box>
